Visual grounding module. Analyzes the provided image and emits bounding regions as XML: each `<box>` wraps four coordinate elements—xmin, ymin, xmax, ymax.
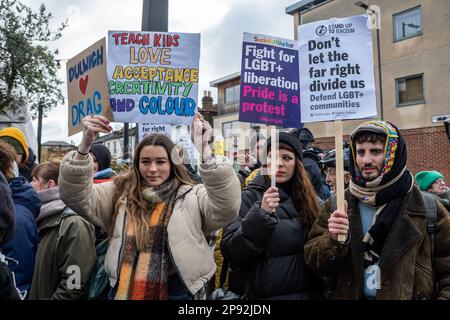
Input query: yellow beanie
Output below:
<box><xmin>0</xmin><ymin>127</ymin><xmax>29</xmax><ymax>163</ymax></box>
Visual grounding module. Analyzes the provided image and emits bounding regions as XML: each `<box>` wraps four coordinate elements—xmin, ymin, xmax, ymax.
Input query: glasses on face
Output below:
<box><xmin>433</xmin><ymin>178</ymin><xmax>445</xmax><ymax>185</ymax></box>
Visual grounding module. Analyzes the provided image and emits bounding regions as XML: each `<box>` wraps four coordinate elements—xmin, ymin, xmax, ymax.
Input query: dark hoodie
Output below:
<box><xmin>1</xmin><ymin>176</ymin><xmax>41</xmax><ymax>296</ymax></box>
<box><xmin>19</xmin><ymin>147</ymin><xmax>37</xmax><ymax>182</ymax></box>
<box><xmin>90</xmin><ymin>143</ymin><xmax>111</xmax><ymax>172</ymax></box>
<box><xmin>303</xmin><ymin>148</ymin><xmax>331</xmax><ymax>201</ymax></box>
<box><xmin>0</xmin><ymin>172</ymin><xmax>15</xmax><ymax>243</ymax></box>
<box><xmin>0</xmin><ymin>172</ymin><xmax>20</xmax><ymax>300</ymax></box>
<box><xmin>90</xmin><ymin>144</ymin><xmax>116</xmax><ymax>184</ymax></box>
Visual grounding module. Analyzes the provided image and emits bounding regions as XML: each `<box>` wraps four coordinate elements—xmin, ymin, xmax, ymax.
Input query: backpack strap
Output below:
<box><xmin>421</xmin><ymin>191</ymin><xmax>439</xmax><ymax>295</ymax></box>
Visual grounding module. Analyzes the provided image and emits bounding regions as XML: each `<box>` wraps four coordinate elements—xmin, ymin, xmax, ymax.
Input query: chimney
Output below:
<box><xmin>202</xmin><ymin>89</ymin><xmax>214</xmax><ymax>110</ymax></box>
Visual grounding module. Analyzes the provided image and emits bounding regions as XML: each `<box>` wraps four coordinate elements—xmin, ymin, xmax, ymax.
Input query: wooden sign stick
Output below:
<box><xmin>270</xmin><ymin>125</ymin><xmax>278</xmax><ymax>188</ymax></box>
<box><xmin>335</xmin><ymin>120</ymin><xmax>347</xmax><ymax>243</ymax></box>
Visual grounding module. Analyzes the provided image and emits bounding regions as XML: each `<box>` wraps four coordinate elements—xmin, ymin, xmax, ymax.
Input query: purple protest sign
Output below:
<box><xmin>239</xmin><ymin>33</ymin><xmax>301</xmax><ymax>128</ymax></box>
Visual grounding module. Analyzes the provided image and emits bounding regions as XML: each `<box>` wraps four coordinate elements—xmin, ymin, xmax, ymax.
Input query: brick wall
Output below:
<box><xmin>313</xmin><ymin>126</ymin><xmax>450</xmax><ymax>179</ymax></box>
<box><xmin>403</xmin><ymin>126</ymin><xmax>450</xmax><ymax>179</ymax></box>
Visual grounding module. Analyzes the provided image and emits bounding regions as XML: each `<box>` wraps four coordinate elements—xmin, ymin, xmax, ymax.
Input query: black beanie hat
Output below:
<box><xmin>265</xmin><ymin>132</ymin><xmax>303</xmax><ymax>162</ymax></box>
<box><xmin>89</xmin><ymin>143</ymin><xmax>112</xmax><ymax>171</ymax></box>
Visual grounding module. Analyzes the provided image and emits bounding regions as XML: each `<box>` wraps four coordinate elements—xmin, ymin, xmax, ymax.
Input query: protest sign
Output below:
<box><xmin>107</xmin><ymin>31</ymin><xmax>200</xmax><ymax>125</ymax></box>
<box><xmin>298</xmin><ymin>15</ymin><xmax>377</xmax><ymax>123</ymax></box>
<box><xmin>176</xmin><ymin>133</ymin><xmax>195</xmax><ymax>166</ymax></box>
<box><xmin>138</xmin><ymin>123</ymin><xmax>172</xmax><ymax>141</ymax></box>
<box><xmin>299</xmin><ymin>15</ymin><xmax>377</xmax><ymax>242</ymax></box>
<box><xmin>239</xmin><ymin>33</ymin><xmax>301</xmax><ymax>129</ymax></box>
<box><xmin>67</xmin><ymin>38</ymin><xmax>113</xmax><ymax>136</ymax></box>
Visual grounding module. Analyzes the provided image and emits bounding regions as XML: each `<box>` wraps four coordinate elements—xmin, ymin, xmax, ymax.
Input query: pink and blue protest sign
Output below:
<box><xmin>239</xmin><ymin>33</ymin><xmax>301</xmax><ymax>129</ymax></box>
<box><xmin>107</xmin><ymin>31</ymin><xmax>200</xmax><ymax>125</ymax></box>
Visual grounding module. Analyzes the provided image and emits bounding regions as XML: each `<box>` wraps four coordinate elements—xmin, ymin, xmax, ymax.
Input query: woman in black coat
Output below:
<box><xmin>221</xmin><ymin>132</ymin><xmax>323</xmax><ymax>299</ymax></box>
<box><xmin>0</xmin><ymin>171</ymin><xmax>20</xmax><ymax>300</ymax></box>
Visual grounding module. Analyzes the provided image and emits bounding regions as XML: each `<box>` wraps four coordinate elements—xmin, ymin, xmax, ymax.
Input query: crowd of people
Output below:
<box><xmin>0</xmin><ymin>116</ymin><xmax>449</xmax><ymax>300</ymax></box>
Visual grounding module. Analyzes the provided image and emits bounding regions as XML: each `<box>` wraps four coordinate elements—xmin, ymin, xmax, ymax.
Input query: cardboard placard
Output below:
<box><xmin>66</xmin><ymin>38</ymin><xmax>113</xmax><ymax>136</ymax></box>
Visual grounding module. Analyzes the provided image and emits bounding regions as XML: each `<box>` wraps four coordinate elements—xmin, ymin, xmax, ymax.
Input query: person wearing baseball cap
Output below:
<box><xmin>320</xmin><ymin>147</ymin><xmax>351</xmax><ymax>194</ymax></box>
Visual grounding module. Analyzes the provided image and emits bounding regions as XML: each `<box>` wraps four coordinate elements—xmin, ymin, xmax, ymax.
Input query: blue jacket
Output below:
<box><xmin>1</xmin><ymin>177</ymin><xmax>41</xmax><ymax>296</ymax></box>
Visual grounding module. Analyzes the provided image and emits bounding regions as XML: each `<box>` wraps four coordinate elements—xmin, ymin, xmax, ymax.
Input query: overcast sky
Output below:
<box><xmin>24</xmin><ymin>0</ymin><xmax>298</xmax><ymax>145</ymax></box>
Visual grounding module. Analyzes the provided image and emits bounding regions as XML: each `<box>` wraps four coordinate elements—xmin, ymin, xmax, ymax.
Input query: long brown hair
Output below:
<box><xmin>0</xmin><ymin>140</ymin><xmax>16</xmax><ymax>180</ymax></box>
<box><xmin>273</xmin><ymin>143</ymin><xmax>321</xmax><ymax>233</ymax></box>
<box><xmin>111</xmin><ymin>134</ymin><xmax>194</xmax><ymax>250</ymax></box>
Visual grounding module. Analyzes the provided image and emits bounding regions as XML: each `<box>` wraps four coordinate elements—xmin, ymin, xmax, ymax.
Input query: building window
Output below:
<box><xmin>393</xmin><ymin>6</ymin><xmax>422</xmax><ymax>42</ymax></box>
<box><xmin>396</xmin><ymin>74</ymin><xmax>424</xmax><ymax>107</ymax></box>
<box><xmin>225</xmin><ymin>85</ymin><xmax>240</xmax><ymax>104</ymax></box>
<box><xmin>113</xmin><ymin>141</ymin><xmax>117</xmax><ymax>155</ymax></box>
<box><xmin>222</xmin><ymin>121</ymin><xmax>239</xmax><ymax>138</ymax></box>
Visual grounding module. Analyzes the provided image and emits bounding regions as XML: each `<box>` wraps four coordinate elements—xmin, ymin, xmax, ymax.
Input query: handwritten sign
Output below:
<box><xmin>107</xmin><ymin>31</ymin><xmax>200</xmax><ymax>125</ymax></box>
<box><xmin>66</xmin><ymin>38</ymin><xmax>113</xmax><ymax>136</ymax></box>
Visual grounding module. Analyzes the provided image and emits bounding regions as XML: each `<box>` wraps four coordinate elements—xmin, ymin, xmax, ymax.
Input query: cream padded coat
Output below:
<box><xmin>58</xmin><ymin>151</ymin><xmax>241</xmax><ymax>295</ymax></box>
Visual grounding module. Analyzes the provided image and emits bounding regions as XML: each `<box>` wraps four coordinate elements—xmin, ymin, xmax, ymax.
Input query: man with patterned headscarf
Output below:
<box><xmin>304</xmin><ymin>120</ymin><xmax>450</xmax><ymax>300</ymax></box>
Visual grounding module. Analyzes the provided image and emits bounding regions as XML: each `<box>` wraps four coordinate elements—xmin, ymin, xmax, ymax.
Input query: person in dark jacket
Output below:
<box><xmin>0</xmin><ymin>148</ymin><xmax>41</xmax><ymax>299</ymax></box>
<box><xmin>29</xmin><ymin>162</ymin><xmax>96</xmax><ymax>300</ymax></box>
<box><xmin>415</xmin><ymin>170</ymin><xmax>450</xmax><ymax>211</ymax></box>
<box><xmin>19</xmin><ymin>147</ymin><xmax>38</xmax><ymax>182</ymax></box>
<box><xmin>89</xmin><ymin>143</ymin><xmax>117</xmax><ymax>183</ymax></box>
<box><xmin>0</xmin><ymin>127</ymin><xmax>29</xmax><ymax>167</ymax></box>
<box><xmin>0</xmin><ymin>171</ymin><xmax>20</xmax><ymax>300</ymax></box>
<box><xmin>0</xmin><ymin>127</ymin><xmax>37</xmax><ymax>182</ymax></box>
<box><xmin>221</xmin><ymin>132</ymin><xmax>324</xmax><ymax>299</ymax></box>
<box><xmin>289</xmin><ymin>127</ymin><xmax>330</xmax><ymax>201</ymax></box>
<box><xmin>319</xmin><ymin>148</ymin><xmax>351</xmax><ymax>194</ymax></box>
<box><xmin>304</xmin><ymin>120</ymin><xmax>450</xmax><ymax>300</ymax></box>
<box><xmin>1</xmin><ymin>176</ymin><xmax>40</xmax><ymax>297</ymax></box>
<box><xmin>303</xmin><ymin>148</ymin><xmax>331</xmax><ymax>201</ymax></box>
<box><xmin>0</xmin><ymin>142</ymin><xmax>17</xmax><ymax>244</ymax></box>
<box><xmin>289</xmin><ymin>127</ymin><xmax>315</xmax><ymax>149</ymax></box>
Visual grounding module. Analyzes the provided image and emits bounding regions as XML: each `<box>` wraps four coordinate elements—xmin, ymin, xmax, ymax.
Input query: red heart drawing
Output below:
<box><xmin>79</xmin><ymin>75</ymin><xmax>89</xmax><ymax>95</ymax></box>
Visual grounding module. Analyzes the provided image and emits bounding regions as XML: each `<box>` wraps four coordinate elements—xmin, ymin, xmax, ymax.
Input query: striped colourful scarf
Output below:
<box><xmin>115</xmin><ymin>179</ymin><xmax>179</xmax><ymax>300</ymax></box>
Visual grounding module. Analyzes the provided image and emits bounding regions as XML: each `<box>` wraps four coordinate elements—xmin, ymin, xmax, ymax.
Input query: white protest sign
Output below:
<box><xmin>107</xmin><ymin>31</ymin><xmax>200</xmax><ymax>125</ymax></box>
<box><xmin>298</xmin><ymin>15</ymin><xmax>377</xmax><ymax>123</ymax></box>
<box><xmin>177</xmin><ymin>134</ymin><xmax>195</xmax><ymax>166</ymax></box>
<box><xmin>138</xmin><ymin>123</ymin><xmax>173</xmax><ymax>141</ymax></box>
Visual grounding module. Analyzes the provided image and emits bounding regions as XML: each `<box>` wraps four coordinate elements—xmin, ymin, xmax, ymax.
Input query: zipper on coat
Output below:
<box><xmin>166</xmin><ymin>238</ymin><xmax>192</xmax><ymax>297</ymax></box>
<box><xmin>166</xmin><ymin>188</ymin><xmax>194</xmax><ymax>297</ymax></box>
